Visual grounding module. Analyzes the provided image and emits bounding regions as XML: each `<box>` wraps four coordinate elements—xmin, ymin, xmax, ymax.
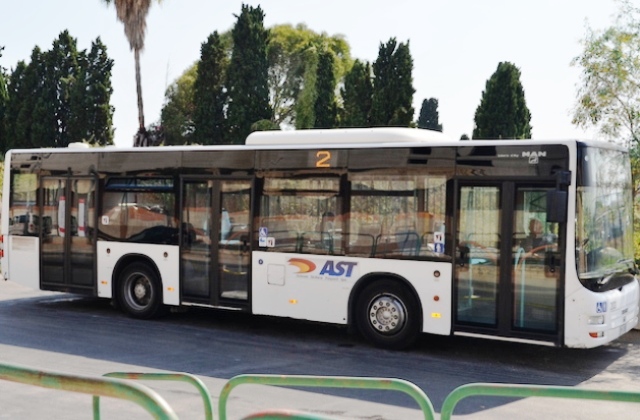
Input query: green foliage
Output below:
<box><xmin>68</xmin><ymin>38</ymin><xmax>114</xmax><ymax>145</ymax></box>
<box><xmin>193</xmin><ymin>31</ymin><xmax>228</xmax><ymax>145</ymax></box>
<box><xmin>417</xmin><ymin>98</ymin><xmax>443</xmax><ymax>131</ymax></box>
<box><xmin>370</xmin><ymin>38</ymin><xmax>415</xmax><ymax>127</ymax></box>
<box><xmin>473</xmin><ymin>61</ymin><xmax>532</xmax><ymax>139</ymax></box>
<box><xmin>268</xmin><ymin>24</ymin><xmax>317</xmax><ymax>127</ymax></box>
<box><xmin>2</xmin><ymin>31</ymin><xmax>114</xmax><ymax>152</ymax></box>
<box><xmin>313</xmin><ymin>50</ymin><xmax>337</xmax><ymax>128</ymax></box>
<box><xmin>268</xmin><ymin>24</ymin><xmax>351</xmax><ymax>130</ymax></box>
<box><xmin>161</xmin><ymin>64</ymin><xmax>197</xmax><ymax>145</ymax></box>
<box><xmin>294</xmin><ymin>50</ymin><xmax>318</xmax><ymax>129</ymax></box>
<box><xmin>572</xmin><ymin>1</ymin><xmax>640</xmax><ymax>147</ymax></box>
<box><xmin>50</xmin><ymin>30</ymin><xmax>81</xmax><ymax>147</ymax></box>
<box><xmin>0</xmin><ymin>47</ymin><xmax>7</xmax><ymax>154</ymax></box>
<box><xmin>227</xmin><ymin>4</ymin><xmax>272</xmax><ymax>144</ymax></box>
<box><xmin>251</xmin><ymin>119</ymin><xmax>280</xmax><ymax>131</ymax></box>
<box><xmin>340</xmin><ymin>59</ymin><xmax>372</xmax><ymax>127</ymax></box>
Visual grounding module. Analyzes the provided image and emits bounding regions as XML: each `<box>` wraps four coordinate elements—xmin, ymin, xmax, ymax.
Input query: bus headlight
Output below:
<box><xmin>588</xmin><ymin>315</ymin><xmax>605</xmax><ymax>325</ymax></box>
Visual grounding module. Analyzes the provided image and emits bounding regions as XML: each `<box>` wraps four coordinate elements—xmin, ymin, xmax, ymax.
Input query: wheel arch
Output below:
<box><xmin>111</xmin><ymin>254</ymin><xmax>163</xmax><ymax>303</ymax></box>
<box><xmin>347</xmin><ymin>272</ymin><xmax>424</xmax><ymax>332</ymax></box>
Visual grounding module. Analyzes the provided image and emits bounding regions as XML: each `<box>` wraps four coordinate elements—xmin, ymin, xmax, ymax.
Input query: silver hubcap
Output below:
<box><xmin>127</xmin><ymin>275</ymin><xmax>151</xmax><ymax>308</ymax></box>
<box><xmin>134</xmin><ymin>280</ymin><xmax>148</xmax><ymax>301</ymax></box>
<box><xmin>368</xmin><ymin>294</ymin><xmax>406</xmax><ymax>335</ymax></box>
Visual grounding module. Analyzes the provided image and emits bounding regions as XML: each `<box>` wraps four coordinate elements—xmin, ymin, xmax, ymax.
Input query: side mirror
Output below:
<box><xmin>546</xmin><ymin>190</ymin><xmax>567</xmax><ymax>223</ymax></box>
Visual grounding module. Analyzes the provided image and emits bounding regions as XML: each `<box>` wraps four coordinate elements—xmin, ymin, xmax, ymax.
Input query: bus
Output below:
<box><xmin>1</xmin><ymin>127</ymin><xmax>638</xmax><ymax>349</ymax></box>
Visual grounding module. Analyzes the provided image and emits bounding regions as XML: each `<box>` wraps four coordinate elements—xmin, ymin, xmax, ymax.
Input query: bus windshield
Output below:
<box><xmin>576</xmin><ymin>145</ymin><xmax>635</xmax><ymax>281</ymax></box>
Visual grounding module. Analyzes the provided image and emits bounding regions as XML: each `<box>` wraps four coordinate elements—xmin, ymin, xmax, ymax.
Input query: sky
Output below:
<box><xmin>0</xmin><ymin>0</ymin><xmax>633</xmax><ymax>147</ymax></box>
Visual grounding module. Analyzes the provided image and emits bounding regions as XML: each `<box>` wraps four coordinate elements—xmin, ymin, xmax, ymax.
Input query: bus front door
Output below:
<box><xmin>40</xmin><ymin>176</ymin><xmax>97</xmax><ymax>292</ymax></box>
<box><xmin>454</xmin><ymin>183</ymin><xmax>562</xmax><ymax>343</ymax></box>
<box><xmin>181</xmin><ymin>178</ymin><xmax>252</xmax><ymax>307</ymax></box>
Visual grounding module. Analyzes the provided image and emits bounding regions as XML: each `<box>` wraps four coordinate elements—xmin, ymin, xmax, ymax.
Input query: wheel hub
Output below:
<box><xmin>133</xmin><ymin>279</ymin><xmax>148</xmax><ymax>301</ymax></box>
<box><xmin>369</xmin><ymin>295</ymin><xmax>406</xmax><ymax>334</ymax></box>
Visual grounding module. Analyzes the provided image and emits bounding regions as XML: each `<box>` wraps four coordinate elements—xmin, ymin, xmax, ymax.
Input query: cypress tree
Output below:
<box><xmin>193</xmin><ymin>31</ymin><xmax>228</xmax><ymax>145</ymax></box>
<box><xmin>0</xmin><ymin>47</ymin><xmax>7</xmax><ymax>154</ymax></box>
<box><xmin>3</xmin><ymin>61</ymin><xmax>26</xmax><ymax>152</ymax></box>
<box><xmin>227</xmin><ymin>4</ymin><xmax>271</xmax><ymax>144</ymax></box>
<box><xmin>50</xmin><ymin>31</ymin><xmax>80</xmax><ymax>147</ymax></box>
<box><xmin>340</xmin><ymin>59</ymin><xmax>372</xmax><ymax>127</ymax></box>
<box><xmin>371</xmin><ymin>38</ymin><xmax>415</xmax><ymax>127</ymax></box>
<box><xmin>313</xmin><ymin>49</ymin><xmax>337</xmax><ymax>128</ymax></box>
<box><xmin>84</xmin><ymin>38</ymin><xmax>114</xmax><ymax>145</ymax></box>
<box><xmin>417</xmin><ymin>98</ymin><xmax>443</xmax><ymax>131</ymax></box>
<box><xmin>473</xmin><ymin>61</ymin><xmax>532</xmax><ymax>139</ymax></box>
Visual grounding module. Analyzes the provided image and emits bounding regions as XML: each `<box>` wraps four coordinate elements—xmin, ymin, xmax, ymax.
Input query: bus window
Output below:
<box><xmin>100</xmin><ymin>178</ymin><xmax>177</xmax><ymax>244</ymax></box>
<box><xmin>259</xmin><ymin>177</ymin><xmax>341</xmax><ymax>254</ymax></box>
<box><xmin>349</xmin><ymin>171</ymin><xmax>450</xmax><ymax>259</ymax></box>
<box><xmin>9</xmin><ymin>174</ymin><xmax>38</xmax><ymax>236</ymax></box>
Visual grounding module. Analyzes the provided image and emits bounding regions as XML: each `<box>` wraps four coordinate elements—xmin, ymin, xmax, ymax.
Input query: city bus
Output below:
<box><xmin>1</xmin><ymin>128</ymin><xmax>638</xmax><ymax>349</ymax></box>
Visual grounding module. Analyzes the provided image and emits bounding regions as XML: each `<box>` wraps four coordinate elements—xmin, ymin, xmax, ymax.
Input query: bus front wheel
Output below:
<box><xmin>118</xmin><ymin>262</ymin><xmax>165</xmax><ymax>319</ymax></box>
<box><xmin>356</xmin><ymin>279</ymin><xmax>420</xmax><ymax>350</ymax></box>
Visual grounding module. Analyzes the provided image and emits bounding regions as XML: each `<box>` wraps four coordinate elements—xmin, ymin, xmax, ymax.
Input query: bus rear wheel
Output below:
<box><xmin>118</xmin><ymin>262</ymin><xmax>165</xmax><ymax>319</ymax></box>
<box><xmin>356</xmin><ymin>279</ymin><xmax>420</xmax><ymax>350</ymax></box>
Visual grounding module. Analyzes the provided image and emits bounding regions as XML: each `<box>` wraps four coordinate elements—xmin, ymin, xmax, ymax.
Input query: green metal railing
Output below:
<box><xmin>0</xmin><ymin>362</ymin><xmax>177</xmax><ymax>420</ymax></box>
<box><xmin>5</xmin><ymin>362</ymin><xmax>640</xmax><ymax>419</ymax></box>
<box><xmin>440</xmin><ymin>382</ymin><xmax>640</xmax><ymax>420</ymax></box>
<box><xmin>94</xmin><ymin>372</ymin><xmax>214</xmax><ymax>420</ymax></box>
<box><xmin>218</xmin><ymin>374</ymin><xmax>435</xmax><ymax>420</ymax></box>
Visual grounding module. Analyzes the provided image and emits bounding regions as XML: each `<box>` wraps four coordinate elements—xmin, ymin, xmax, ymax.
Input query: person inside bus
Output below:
<box><xmin>520</xmin><ymin>218</ymin><xmax>555</xmax><ymax>252</ymax></box>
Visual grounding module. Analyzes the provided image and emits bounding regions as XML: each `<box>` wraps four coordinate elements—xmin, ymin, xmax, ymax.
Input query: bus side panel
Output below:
<box><xmin>251</xmin><ymin>251</ymin><xmax>452</xmax><ymax>335</ymax></box>
<box><xmin>6</xmin><ymin>236</ymin><xmax>40</xmax><ymax>289</ymax></box>
<box><xmin>96</xmin><ymin>241</ymin><xmax>180</xmax><ymax>306</ymax></box>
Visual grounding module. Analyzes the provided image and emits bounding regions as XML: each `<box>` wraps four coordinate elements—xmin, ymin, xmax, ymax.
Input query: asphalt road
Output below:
<box><xmin>1</xmin><ymin>279</ymin><xmax>639</xmax><ymax>419</ymax></box>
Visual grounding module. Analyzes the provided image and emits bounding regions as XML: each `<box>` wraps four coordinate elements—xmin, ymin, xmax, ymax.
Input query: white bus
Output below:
<box><xmin>2</xmin><ymin>128</ymin><xmax>638</xmax><ymax>349</ymax></box>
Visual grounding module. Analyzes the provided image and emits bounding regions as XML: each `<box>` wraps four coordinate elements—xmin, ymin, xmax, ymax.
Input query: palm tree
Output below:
<box><xmin>103</xmin><ymin>0</ymin><xmax>159</xmax><ymax>146</ymax></box>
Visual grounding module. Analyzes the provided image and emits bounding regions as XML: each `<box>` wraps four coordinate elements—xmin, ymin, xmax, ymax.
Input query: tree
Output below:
<box><xmin>417</xmin><ymin>98</ymin><xmax>443</xmax><ymax>131</ymax></box>
<box><xmin>193</xmin><ymin>32</ymin><xmax>228</xmax><ymax>145</ymax></box>
<box><xmin>473</xmin><ymin>61</ymin><xmax>532</xmax><ymax>139</ymax></box>
<box><xmin>227</xmin><ymin>4</ymin><xmax>271</xmax><ymax>144</ymax></box>
<box><xmin>572</xmin><ymin>1</ymin><xmax>640</xmax><ymax>264</ymax></box>
<box><xmin>269</xmin><ymin>26</ymin><xmax>350</xmax><ymax>130</ymax></box>
<box><xmin>313</xmin><ymin>49</ymin><xmax>337</xmax><ymax>128</ymax></box>
<box><xmin>0</xmin><ymin>47</ymin><xmax>8</xmax><ymax>154</ymax></box>
<box><xmin>68</xmin><ymin>38</ymin><xmax>115</xmax><ymax>145</ymax></box>
<box><xmin>14</xmin><ymin>47</ymin><xmax>56</xmax><ymax>149</ymax></box>
<box><xmin>340</xmin><ymin>59</ymin><xmax>372</xmax><ymax>127</ymax></box>
<box><xmin>50</xmin><ymin>31</ymin><xmax>81</xmax><ymax>148</ymax></box>
<box><xmin>370</xmin><ymin>38</ymin><xmax>415</xmax><ymax>127</ymax></box>
<box><xmin>161</xmin><ymin>64</ymin><xmax>197</xmax><ymax>145</ymax></box>
<box><xmin>103</xmin><ymin>0</ymin><xmax>159</xmax><ymax>146</ymax></box>
<box><xmin>572</xmin><ymin>1</ymin><xmax>640</xmax><ymax>147</ymax></box>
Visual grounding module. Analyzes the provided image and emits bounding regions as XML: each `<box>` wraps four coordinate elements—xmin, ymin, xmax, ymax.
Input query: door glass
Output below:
<box><xmin>456</xmin><ymin>186</ymin><xmax>500</xmax><ymax>326</ymax></box>
<box><xmin>219</xmin><ymin>180</ymin><xmax>251</xmax><ymax>300</ymax></box>
<box><xmin>69</xmin><ymin>179</ymin><xmax>95</xmax><ymax>286</ymax></box>
<box><xmin>512</xmin><ymin>188</ymin><xmax>558</xmax><ymax>332</ymax></box>
<box><xmin>182</xmin><ymin>182</ymin><xmax>212</xmax><ymax>297</ymax></box>
<box><xmin>42</xmin><ymin>179</ymin><xmax>66</xmax><ymax>285</ymax></box>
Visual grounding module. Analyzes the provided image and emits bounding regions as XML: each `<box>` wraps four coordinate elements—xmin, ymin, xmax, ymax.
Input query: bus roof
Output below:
<box><xmin>245</xmin><ymin>127</ymin><xmax>452</xmax><ymax>145</ymax></box>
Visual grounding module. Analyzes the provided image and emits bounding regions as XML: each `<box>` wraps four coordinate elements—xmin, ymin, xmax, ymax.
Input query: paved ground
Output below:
<box><xmin>1</xmin><ymin>278</ymin><xmax>639</xmax><ymax>419</ymax></box>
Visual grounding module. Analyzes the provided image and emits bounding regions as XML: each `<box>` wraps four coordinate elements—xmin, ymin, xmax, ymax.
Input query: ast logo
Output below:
<box><xmin>287</xmin><ymin>258</ymin><xmax>358</xmax><ymax>279</ymax></box>
<box><xmin>287</xmin><ymin>258</ymin><xmax>316</xmax><ymax>273</ymax></box>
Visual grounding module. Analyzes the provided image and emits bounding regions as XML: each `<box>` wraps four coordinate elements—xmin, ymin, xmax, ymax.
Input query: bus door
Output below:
<box><xmin>41</xmin><ymin>176</ymin><xmax>97</xmax><ymax>291</ymax></box>
<box><xmin>181</xmin><ymin>178</ymin><xmax>252</xmax><ymax>307</ymax></box>
<box><xmin>454</xmin><ymin>182</ymin><xmax>562</xmax><ymax>342</ymax></box>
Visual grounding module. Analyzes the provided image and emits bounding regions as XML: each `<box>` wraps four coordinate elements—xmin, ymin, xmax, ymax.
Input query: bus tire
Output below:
<box><xmin>356</xmin><ymin>279</ymin><xmax>420</xmax><ymax>350</ymax></box>
<box><xmin>117</xmin><ymin>262</ymin><xmax>165</xmax><ymax>319</ymax></box>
